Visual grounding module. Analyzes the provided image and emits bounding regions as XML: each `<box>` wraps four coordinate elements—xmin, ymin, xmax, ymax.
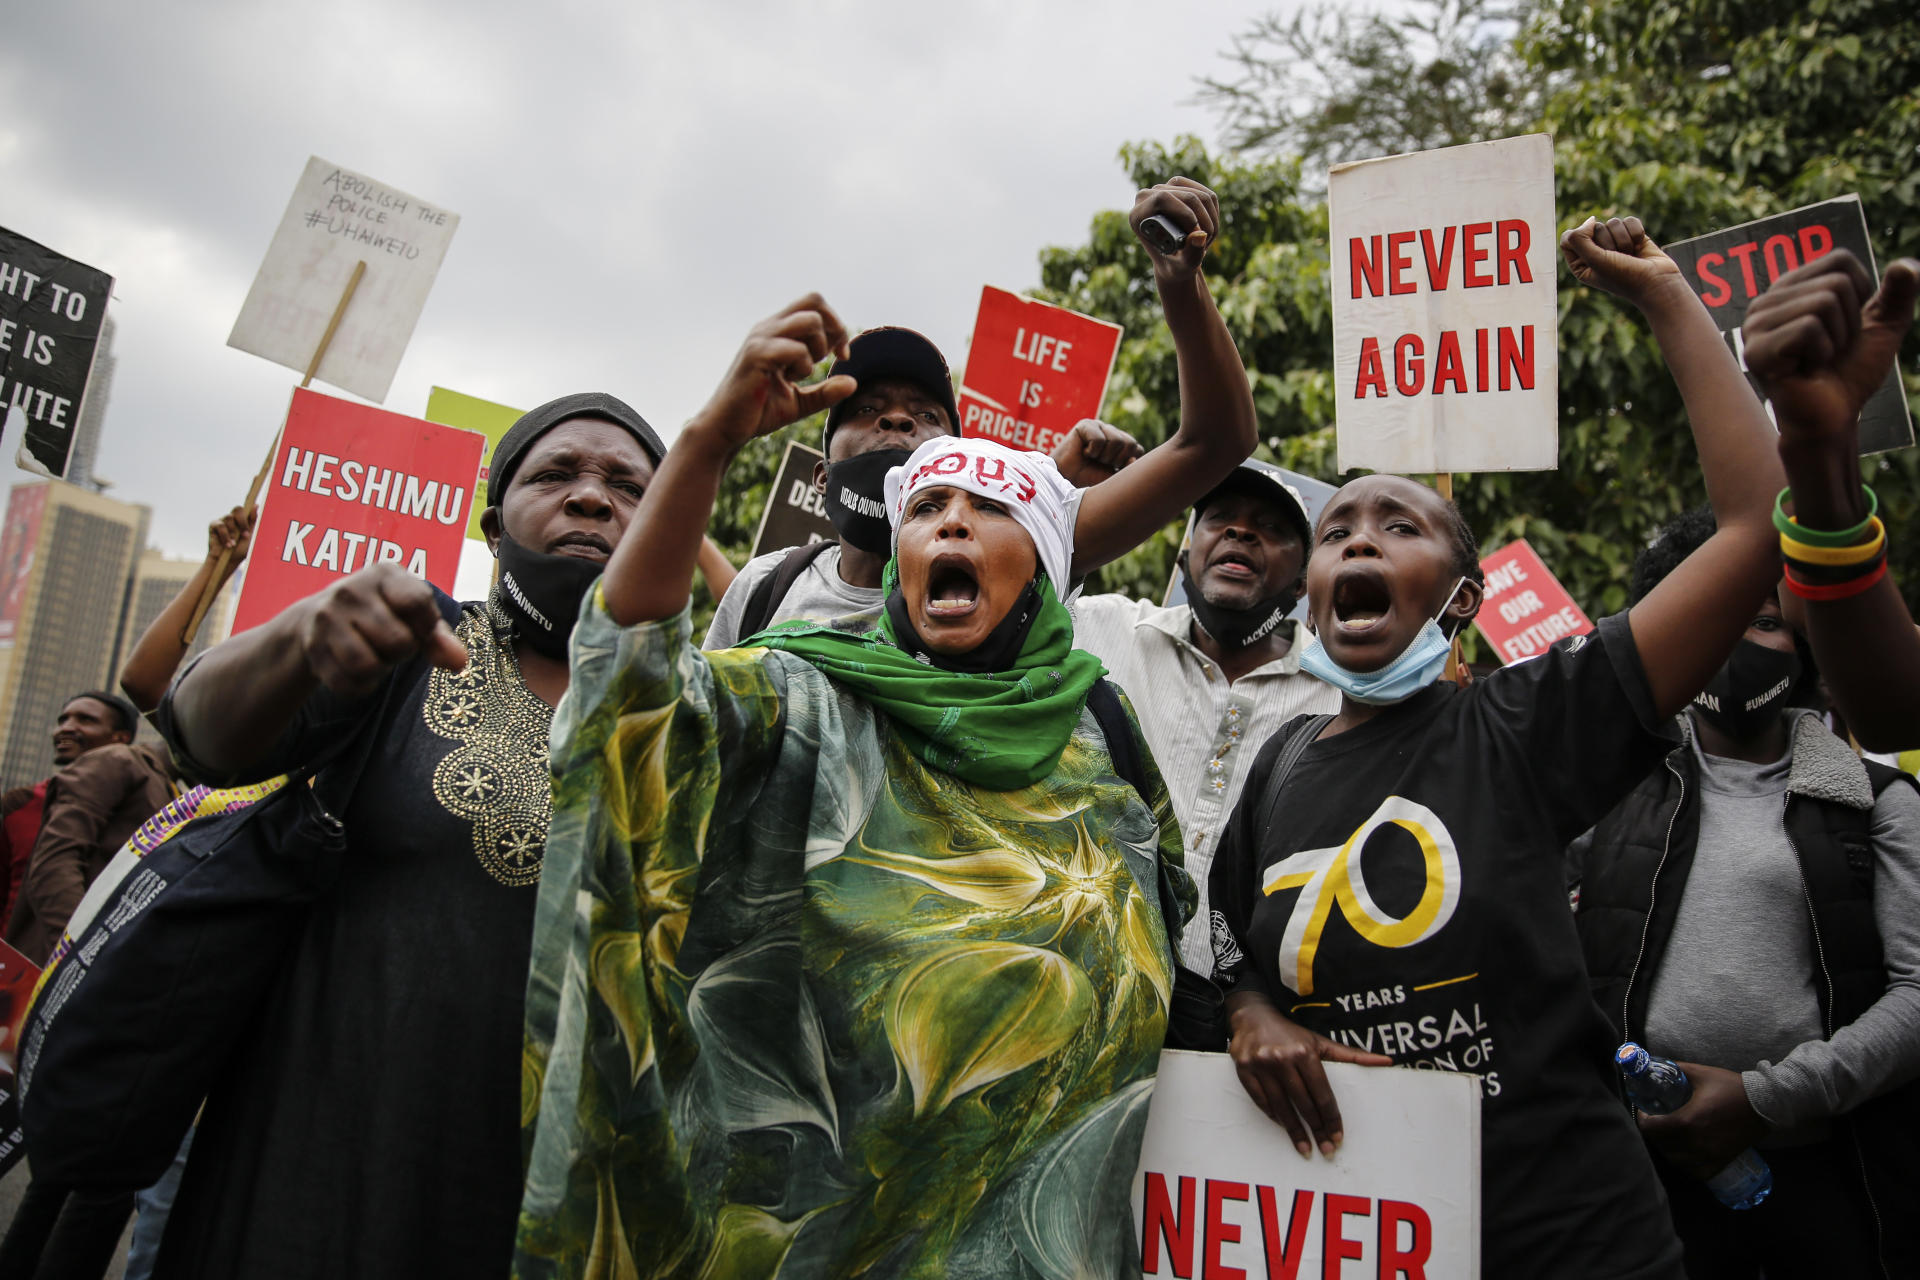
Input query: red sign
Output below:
<box><xmin>231</xmin><ymin>388</ymin><xmax>484</xmax><ymax>634</ymax></box>
<box><xmin>0</xmin><ymin>484</ymin><xmax>47</xmax><ymax>644</ymax></box>
<box><xmin>956</xmin><ymin>286</ymin><xmax>1122</xmax><ymax>454</ymax></box>
<box><xmin>1473</xmin><ymin>538</ymin><xmax>1593</xmax><ymax>664</ymax></box>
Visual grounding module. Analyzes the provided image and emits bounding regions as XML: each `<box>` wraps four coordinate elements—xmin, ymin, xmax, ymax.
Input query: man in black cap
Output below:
<box><xmin>146</xmin><ymin>393</ymin><xmax>664</xmax><ymax>1280</ymax></box>
<box><xmin>1072</xmin><ymin>459</ymin><xmax>1338</xmax><ymax>981</ymax></box>
<box><xmin>706</xmin><ymin>175</ymin><xmax>1259</xmax><ymax>647</ymax></box>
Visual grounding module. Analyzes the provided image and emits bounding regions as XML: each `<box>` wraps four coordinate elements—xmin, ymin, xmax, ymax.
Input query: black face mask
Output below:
<box><xmin>495</xmin><ymin>533</ymin><xmax>605</xmax><ymax>660</ymax></box>
<box><xmin>824</xmin><ymin>449</ymin><xmax>911</xmax><ymax>554</ymax></box>
<box><xmin>1693</xmin><ymin>638</ymin><xmax>1802</xmax><ymax>740</ymax></box>
<box><xmin>1179</xmin><ymin>553</ymin><xmax>1298</xmax><ymax>650</ymax></box>
<box><xmin>884</xmin><ymin>579</ymin><xmax>1043</xmax><ymax>674</ymax></box>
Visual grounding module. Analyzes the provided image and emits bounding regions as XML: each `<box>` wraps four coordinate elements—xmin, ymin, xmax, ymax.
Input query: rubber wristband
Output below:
<box><xmin>1782</xmin><ymin>517</ymin><xmax>1887</xmax><ymax>566</ymax></box>
<box><xmin>1773</xmin><ymin>485</ymin><xmax>1878</xmax><ymax>547</ymax></box>
<box><xmin>1783</xmin><ymin>558</ymin><xmax>1889</xmax><ymax>601</ymax></box>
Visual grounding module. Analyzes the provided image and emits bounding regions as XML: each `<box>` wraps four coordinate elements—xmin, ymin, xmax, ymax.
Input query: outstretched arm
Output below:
<box><xmin>1069</xmin><ymin>178</ymin><xmax>1256</xmax><ymax>575</ymax></box>
<box><xmin>1562</xmin><ymin>217</ymin><xmax>1786</xmax><ymax>718</ymax></box>
<box><xmin>603</xmin><ymin>297</ymin><xmax>854</xmax><ymax>627</ymax></box>
<box><xmin>1744</xmin><ymin>251</ymin><xmax>1920</xmax><ymax>749</ymax></box>
<box><xmin>121</xmin><ymin>507</ymin><xmax>255</xmax><ymax>712</ymax></box>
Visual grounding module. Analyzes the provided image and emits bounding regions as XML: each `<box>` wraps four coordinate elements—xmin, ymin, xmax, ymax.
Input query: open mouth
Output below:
<box><xmin>1209</xmin><ymin>549</ymin><xmax>1258</xmax><ymax>580</ymax></box>
<box><xmin>1332</xmin><ymin>567</ymin><xmax>1393</xmax><ymax>634</ymax></box>
<box><xmin>924</xmin><ymin>555</ymin><xmax>981</xmax><ymax>620</ymax></box>
<box><xmin>550</xmin><ymin>531</ymin><xmax>613</xmax><ymax>562</ymax></box>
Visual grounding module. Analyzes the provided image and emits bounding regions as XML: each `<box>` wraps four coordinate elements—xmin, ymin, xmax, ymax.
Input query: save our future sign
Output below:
<box><xmin>0</xmin><ymin>227</ymin><xmax>113</xmax><ymax>479</ymax></box>
<box><xmin>957</xmin><ymin>287</ymin><xmax>1122</xmax><ymax>455</ymax></box>
<box><xmin>1330</xmin><ymin>134</ymin><xmax>1560</xmax><ymax>475</ymax></box>
<box><xmin>1472</xmin><ymin>539</ymin><xmax>1593</xmax><ymax>665</ymax></box>
<box><xmin>232</xmin><ymin>388</ymin><xmax>485</xmax><ymax>634</ymax></box>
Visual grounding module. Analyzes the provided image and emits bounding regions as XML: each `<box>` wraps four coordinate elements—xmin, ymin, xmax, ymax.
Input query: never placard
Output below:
<box><xmin>1472</xmin><ymin>539</ymin><xmax>1592</xmax><ymax>664</ymax></box>
<box><xmin>232</xmin><ymin>388</ymin><xmax>484</xmax><ymax>633</ymax></box>
<box><xmin>1135</xmin><ymin>1051</ymin><xmax>1480</xmax><ymax>1278</ymax></box>
<box><xmin>228</xmin><ymin>158</ymin><xmax>460</xmax><ymax>404</ymax></box>
<box><xmin>957</xmin><ymin>287</ymin><xmax>1122</xmax><ymax>455</ymax></box>
<box><xmin>1330</xmin><ymin>135</ymin><xmax>1559</xmax><ymax>474</ymax></box>
<box><xmin>424</xmin><ymin>386</ymin><xmax>523</xmax><ymax>541</ymax></box>
<box><xmin>1664</xmin><ymin>195</ymin><xmax>1914</xmax><ymax>455</ymax></box>
<box><xmin>0</xmin><ymin>228</ymin><xmax>113</xmax><ymax>479</ymax></box>
<box><xmin>750</xmin><ymin>441</ymin><xmax>835</xmax><ymax>560</ymax></box>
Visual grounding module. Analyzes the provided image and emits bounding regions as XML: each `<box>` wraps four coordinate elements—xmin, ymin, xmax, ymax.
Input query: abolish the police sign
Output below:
<box><xmin>1664</xmin><ymin>195</ymin><xmax>1914</xmax><ymax>454</ymax></box>
<box><xmin>0</xmin><ymin>228</ymin><xmax>113</xmax><ymax>479</ymax></box>
<box><xmin>1330</xmin><ymin>135</ymin><xmax>1559</xmax><ymax>474</ymax></box>
<box><xmin>1135</xmin><ymin>1051</ymin><xmax>1480</xmax><ymax>1278</ymax></box>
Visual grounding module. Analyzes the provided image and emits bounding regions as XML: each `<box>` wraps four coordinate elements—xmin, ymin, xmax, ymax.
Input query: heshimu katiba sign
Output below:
<box><xmin>1473</xmin><ymin>539</ymin><xmax>1593</xmax><ymax>664</ymax></box>
<box><xmin>1330</xmin><ymin>134</ymin><xmax>1559</xmax><ymax>474</ymax></box>
<box><xmin>956</xmin><ymin>286</ymin><xmax>1122</xmax><ymax>454</ymax></box>
<box><xmin>1135</xmin><ymin>1051</ymin><xmax>1480</xmax><ymax>1278</ymax></box>
<box><xmin>231</xmin><ymin>387</ymin><xmax>484</xmax><ymax>634</ymax></box>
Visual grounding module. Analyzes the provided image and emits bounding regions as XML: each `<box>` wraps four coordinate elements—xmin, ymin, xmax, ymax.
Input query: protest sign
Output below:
<box><xmin>0</xmin><ymin>229</ymin><xmax>113</xmax><ymax>478</ymax></box>
<box><xmin>0</xmin><ymin>939</ymin><xmax>40</xmax><ymax>1178</ymax></box>
<box><xmin>1330</xmin><ymin>135</ymin><xmax>1559</xmax><ymax>475</ymax></box>
<box><xmin>228</xmin><ymin>158</ymin><xmax>460</xmax><ymax>405</ymax></box>
<box><xmin>1665</xmin><ymin>196</ymin><xmax>1913</xmax><ymax>454</ymax></box>
<box><xmin>750</xmin><ymin>441</ymin><xmax>835</xmax><ymax>560</ymax></box>
<box><xmin>1473</xmin><ymin>539</ymin><xmax>1592</xmax><ymax>664</ymax></box>
<box><xmin>1162</xmin><ymin>463</ymin><xmax>1337</xmax><ymax>619</ymax></box>
<box><xmin>424</xmin><ymin>386</ymin><xmax>522</xmax><ymax>541</ymax></box>
<box><xmin>1135</xmin><ymin>1050</ymin><xmax>1480</xmax><ymax>1278</ymax></box>
<box><xmin>956</xmin><ymin>287</ymin><xmax>1122</xmax><ymax>455</ymax></box>
<box><xmin>231</xmin><ymin>388</ymin><xmax>484</xmax><ymax>634</ymax></box>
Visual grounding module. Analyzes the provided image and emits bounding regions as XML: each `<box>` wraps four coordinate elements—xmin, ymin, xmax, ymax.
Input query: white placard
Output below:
<box><xmin>227</xmin><ymin>157</ymin><xmax>460</xmax><ymax>404</ymax></box>
<box><xmin>1134</xmin><ymin>1051</ymin><xmax>1480</xmax><ymax>1278</ymax></box>
<box><xmin>1330</xmin><ymin>134</ymin><xmax>1558</xmax><ymax>474</ymax></box>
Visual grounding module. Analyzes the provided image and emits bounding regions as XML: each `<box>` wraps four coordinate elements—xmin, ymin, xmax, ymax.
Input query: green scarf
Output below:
<box><xmin>743</xmin><ymin>567</ymin><xmax>1105</xmax><ymax>791</ymax></box>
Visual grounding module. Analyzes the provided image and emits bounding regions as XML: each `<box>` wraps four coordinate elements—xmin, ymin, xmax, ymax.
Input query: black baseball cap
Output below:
<box><xmin>1192</xmin><ymin>460</ymin><xmax>1314</xmax><ymax>547</ymax></box>
<box><xmin>821</xmin><ymin>327</ymin><xmax>963</xmax><ymax>453</ymax></box>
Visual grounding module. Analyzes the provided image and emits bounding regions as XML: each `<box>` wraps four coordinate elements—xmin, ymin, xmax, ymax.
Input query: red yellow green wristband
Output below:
<box><xmin>1773</xmin><ymin>485</ymin><xmax>1879</xmax><ymax>548</ymax></box>
<box><xmin>1783</xmin><ymin>558</ymin><xmax>1888</xmax><ymax>601</ymax></box>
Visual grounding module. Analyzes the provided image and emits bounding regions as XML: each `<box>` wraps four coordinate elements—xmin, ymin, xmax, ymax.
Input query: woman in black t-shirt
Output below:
<box><xmin>1209</xmin><ymin>218</ymin><xmax>1787</xmax><ymax>1279</ymax></box>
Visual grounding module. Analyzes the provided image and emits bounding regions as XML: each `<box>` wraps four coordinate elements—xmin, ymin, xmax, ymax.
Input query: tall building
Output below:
<box><xmin>0</xmin><ymin>480</ymin><xmax>148</xmax><ymax>789</ymax></box>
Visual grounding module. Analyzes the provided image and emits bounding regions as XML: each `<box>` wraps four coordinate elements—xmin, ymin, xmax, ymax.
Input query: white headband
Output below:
<box><xmin>883</xmin><ymin>436</ymin><xmax>1077</xmax><ymax>599</ymax></box>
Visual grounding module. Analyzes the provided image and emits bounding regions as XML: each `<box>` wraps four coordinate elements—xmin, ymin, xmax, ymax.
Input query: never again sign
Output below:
<box><xmin>1330</xmin><ymin>135</ymin><xmax>1559</xmax><ymax>474</ymax></box>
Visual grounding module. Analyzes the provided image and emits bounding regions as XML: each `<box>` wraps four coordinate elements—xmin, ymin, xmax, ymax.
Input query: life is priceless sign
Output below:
<box><xmin>228</xmin><ymin>157</ymin><xmax>461</xmax><ymax>405</ymax></box>
<box><xmin>1472</xmin><ymin>539</ymin><xmax>1593</xmax><ymax>664</ymax></box>
<box><xmin>232</xmin><ymin>388</ymin><xmax>484</xmax><ymax>633</ymax></box>
<box><xmin>1135</xmin><ymin>1051</ymin><xmax>1479</xmax><ymax>1278</ymax></box>
<box><xmin>1663</xmin><ymin>195</ymin><xmax>1914</xmax><ymax>455</ymax></box>
<box><xmin>1330</xmin><ymin>134</ymin><xmax>1559</xmax><ymax>474</ymax></box>
<box><xmin>957</xmin><ymin>287</ymin><xmax>1122</xmax><ymax>454</ymax></box>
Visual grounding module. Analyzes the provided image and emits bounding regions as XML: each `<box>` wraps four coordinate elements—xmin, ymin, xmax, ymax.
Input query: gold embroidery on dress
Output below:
<box><xmin>424</xmin><ymin>596</ymin><xmax>553</xmax><ymax>887</ymax></box>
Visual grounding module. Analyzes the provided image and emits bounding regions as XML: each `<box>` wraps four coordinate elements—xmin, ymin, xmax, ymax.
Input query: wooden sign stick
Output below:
<box><xmin>181</xmin><ymin>260</ymin><xmax>367</xmax><ymax>645</ymax></box>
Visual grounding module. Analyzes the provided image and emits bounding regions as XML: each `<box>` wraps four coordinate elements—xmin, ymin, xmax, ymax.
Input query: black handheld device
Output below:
<box><xmin>1139</xmin><ymin>214</ymin><xmax>1190</xmax><ymax>256</ymax></box>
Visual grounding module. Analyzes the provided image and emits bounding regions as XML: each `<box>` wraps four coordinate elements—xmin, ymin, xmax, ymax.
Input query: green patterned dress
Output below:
<box><xmin>515</xmin><ymin>599</ymin><xmax>1193</xmax><ymax>1279</ymax></box>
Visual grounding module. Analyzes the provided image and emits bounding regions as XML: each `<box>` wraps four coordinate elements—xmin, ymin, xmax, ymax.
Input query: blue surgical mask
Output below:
<box><xmin>1299</xmin><ymin>577</ymin><xmax>1467</xmax><ymax>706</ymax></box>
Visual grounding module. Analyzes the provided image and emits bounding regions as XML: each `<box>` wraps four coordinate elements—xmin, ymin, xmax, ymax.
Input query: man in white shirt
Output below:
<box><xmin>1073</xmin><ymin>460</ymin><xmax>1338</xmax><ymax>973</ymax></box>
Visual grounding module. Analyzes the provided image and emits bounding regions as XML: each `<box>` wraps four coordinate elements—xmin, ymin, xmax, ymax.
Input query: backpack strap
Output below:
<box><xmin>1254</xmin><ymin>713</ymin><xmax>1335</xmax><ymax>846</ymax></box>
<box><xmin>1086</xmin><ymin>678</ymin><xmax>1149</xmax><ymax>801</ymax></box>
<box><xmin>737</xmin><ymin>539</ymin><xmax>838</xmax><ymax>638</ymax></box>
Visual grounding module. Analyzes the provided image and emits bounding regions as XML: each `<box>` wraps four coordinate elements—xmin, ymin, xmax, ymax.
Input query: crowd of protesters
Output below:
<box><xmin>0</xmin><ymin>176</ymin><xmax>1915</xmax><ymax>1280</ymax></box>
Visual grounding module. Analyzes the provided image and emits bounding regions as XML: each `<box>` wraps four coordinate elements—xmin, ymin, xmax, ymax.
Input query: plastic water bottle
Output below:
<box><xmin>1616</xmin><ymin>1043</ymin><xmax>1772</xmax><ymax>1210</ymax></box>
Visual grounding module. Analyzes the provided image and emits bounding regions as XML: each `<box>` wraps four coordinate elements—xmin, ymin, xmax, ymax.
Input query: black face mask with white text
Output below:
<box><xmin>824</xmin><ymin>449</ymin><xmax>911</xmax><ymax>553</ymax></box>
<box><xmin>1179</xmin><ymin>553</ymin><xmax>1298</xmax><ymax>650</ymax></box>
<box><xmin>495</xmin><ymin>533</ymin><xmax>604</xmax><ymax>660</ymax></box>
<box><xmin>1692</xmin><ymin>638</ymin><xmax>1802</xmax><ymax>741</ymax></box>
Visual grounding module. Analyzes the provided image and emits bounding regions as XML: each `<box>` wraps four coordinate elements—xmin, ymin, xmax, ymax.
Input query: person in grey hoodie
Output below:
<box><xmin>1575</xmin><ymin>506</ymin><xmax>1920</xmax><ymax>1279</ymax></box>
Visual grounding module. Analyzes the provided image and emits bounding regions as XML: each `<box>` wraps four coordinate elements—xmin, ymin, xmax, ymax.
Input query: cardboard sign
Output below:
<box><xmin>228</xmin><ymin>158</ymin><xmax>460</xmax><ymax>404</ymax></box>
<box><xmin>1664</xmin><ymin>196</ymin><xmax>1914</xmax><ymax>454</ymax></box>
<box><xmin>750</xmin><ymin>441</ymin><xmax>835</xmax><ymax>560</ymax></box>
<box><xmin>0</xmin><ymin>228</ymin><xmax>113</xmax><ymax>478</ymax></box>
<box><xmin>1472</xmin><ymin>539</ymin><xmax>1593</xmax><ymax>664</ymax></box>
<box><xmin>957</xmin><ymin>287</ymin><xmax>1122</xmax><ymax>454</ymax></box>
<box><xmin>1330</xmin><ymin>135</ymin><xmax>1559</xmax><ymax>474</ymax></box>
<box><xmin>0</xmin><ymin>939</ymin><xmax>41</xmax><ymax>1178</ymax></box>
<box><xmin>424</xmin><ymin>386</ymin><xmax>523</xmax><ymax>541</ymax></box>
<box><xmin>0</xmin><ymin>482</ymin><xmax>48</xmax><ymax>645</ymax></box>
<box><xmin>1135</xmin><ymin>1051</ymin><xmax>1480</xmax><ymax>1278</ymax></box>
<box><xmin>231</xmin><ymin>388</ymin><xmax>484</xmax><ymax>633</ymax></box>
<box><xmin>1162</xmin><ymin>464</ymin><xmax>1338</xmax><ymax>619</ymax></box>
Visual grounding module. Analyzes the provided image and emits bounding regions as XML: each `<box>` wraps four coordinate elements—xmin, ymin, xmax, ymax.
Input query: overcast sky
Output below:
<box><xmin>2</xmin><ymin>0</ymin><xmax>1287</xmax><ymax>588</ymax></box>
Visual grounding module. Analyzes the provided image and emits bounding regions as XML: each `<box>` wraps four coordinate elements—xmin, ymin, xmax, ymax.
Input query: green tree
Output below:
<box><xmin>1030</xmin><ymin>0</ymin><xmax>1919</xmax><ymax>657</ymax></box>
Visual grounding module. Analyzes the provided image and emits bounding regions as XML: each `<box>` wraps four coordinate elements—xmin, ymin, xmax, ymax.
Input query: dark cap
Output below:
<box><xmin>821</xmin><ymin>327</ymin><xmax>962</xmax><ymax>453</ymax></box>
<box><xmin>487</xmin><ymin>392</ymin><xmax>667</xmax><ymax>508</ymax></box>
<box><xmin>1193</xmin><ymin>460</ymin><xmax>1314</xmax><ymax>546</ymax></box>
